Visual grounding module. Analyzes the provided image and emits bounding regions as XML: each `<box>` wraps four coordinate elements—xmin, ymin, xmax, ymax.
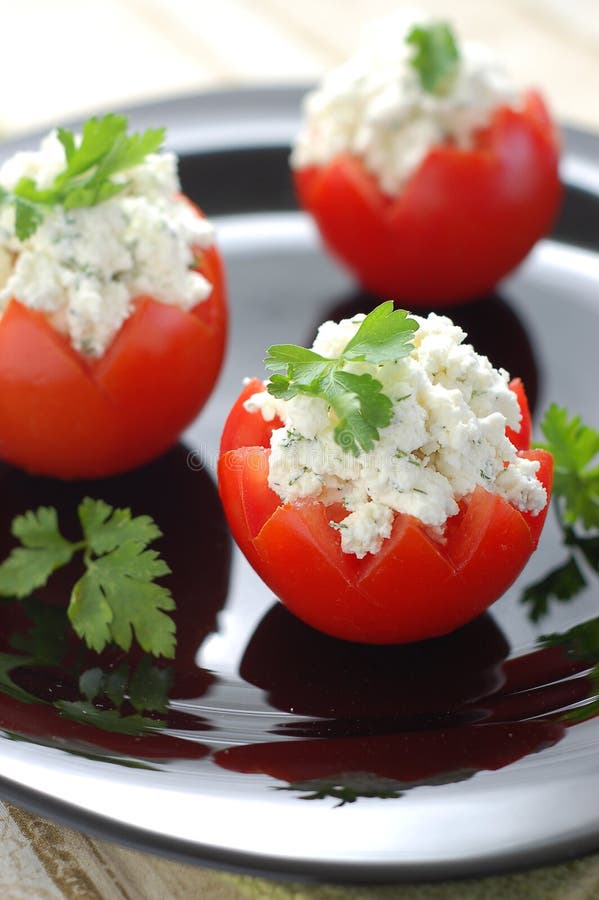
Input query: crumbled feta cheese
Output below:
<box><xmin>245</xmin><ymin>312</ymin><xmax>547</xmax><ymax>558</ymax></box>
<box><xmin>337</xmin><ymin>502</ymin><xmax>394</xmax><ymax>558</ymax></box>
<box><xmin>244</xmin><ymin>390</ymin><xmax>284</xmax><ymax>424</ymax></box>
<box><xmin>291</xmin><ymin>8</ymin><xmax>517</xmax><ymax>195</ymax></box>
<box><xmin>0</xmin><ymin>131</ymin><xmax>215</xmax><ymax>356</ymax></box>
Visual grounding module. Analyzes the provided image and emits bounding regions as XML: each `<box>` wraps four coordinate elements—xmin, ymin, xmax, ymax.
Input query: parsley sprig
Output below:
<box><xmin>536</xmin><ymin>404</ymin><xmax>599</xmax><ymax>530</ymax></box>
<box><xmin>407</xmin><ymin>22</ymin><xmax>460</xmax><ymax>96</ymax></box>
<box><xmin>0</xmin><ymin>114</ymin><xmax>165</xmax><ymax>240</ymax></box>
<box><xmin>521</xmin><ymin>405</ymin><xmax>599</xmax><ymax>621</ymax></box>
<box><xmin>0</xmin><ymin>498</ymin><xmax>175</xmax><ymax>658</ymax></box>
<box><xmin>265</xmin><ymin>303</ymin><xmax>418</xmax><ymax>456</ymax></box>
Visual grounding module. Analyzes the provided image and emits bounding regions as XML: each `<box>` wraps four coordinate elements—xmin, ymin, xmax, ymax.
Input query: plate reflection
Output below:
<box><xmin>0</xmin><ymin>445</ymin><xmax>231</xmax><ymax>761</ymax></box>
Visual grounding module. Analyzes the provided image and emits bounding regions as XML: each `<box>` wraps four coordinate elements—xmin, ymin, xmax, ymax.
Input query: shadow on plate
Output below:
<box><xmin>220</xmin><ymin>594</ymin><xmax>599</xmax><ymax>802</ymax></box>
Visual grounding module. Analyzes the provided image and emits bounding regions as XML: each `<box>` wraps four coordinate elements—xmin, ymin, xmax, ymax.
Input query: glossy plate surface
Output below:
<box><xmin>0</xmin><ymin>89</ymin><xmax>599</xmax><ymax>883</ymax></box>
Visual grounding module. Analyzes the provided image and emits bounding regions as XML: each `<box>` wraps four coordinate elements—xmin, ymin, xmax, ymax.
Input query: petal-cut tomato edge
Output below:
<box><xmin>220</xmin><ymin>448</ymin><xmax>552</xmax><ymax>585</ymax></box>
<box><xmin>218</xmin><ymin>445</ymin><xmax>286</xmax><ymax>580</ymax></box>
<box><xmin>0</xmin><ymin>299</ymin><xmax>103</xmax><ymax>388</ymax></box>
<box><xmin>3</xmin><ymin>201</ymin><xmax>226</xmax><ymax>389</ymax></box>
<box><xmin>220</xmin><ymin>378</ymin><xmax>282</xmax><ymax>456</ymax></box>
<box><xmin>218</xmin><ymin>434</ymin><xmax>553</xmax><ymax>643</ymax></box>
<box><xmin>252</xmin><ymin>503</ymin><xmax>378</xmax><ymax>641</ymax></box>
<box><xmin>293</xmin><ymin>91</ymin><xmax>561</xmax><ymax>305</ymax></box>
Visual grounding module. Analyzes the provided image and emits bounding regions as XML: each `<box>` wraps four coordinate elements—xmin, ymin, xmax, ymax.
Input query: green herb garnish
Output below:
<box><xmin>521</xmin><ymin>406</ymin><xmax>599</xmax><ymax>621</ymax></box>
<box><xmin>0</xmin><ymin>498</ymin><xmax>175</xmax><ymax>658</ymax></box>
<box><xmin>265</xmin><ymin>303</ymin><xmax>418</xmax><ymax>456</ymax></box>
<box><xmin>0</xmin><ymin>114</ymin><xmax>165</xmax><ymax>240</ymax></box>
<box><xmin>406</xmin><ymin>22</ymin><xmax>460</xmax><ymax>95</ymax></box>
<box><xmin>536</xmin><ymin>404</ymin><xmax>599</xmax><ymax>530</ymax></box>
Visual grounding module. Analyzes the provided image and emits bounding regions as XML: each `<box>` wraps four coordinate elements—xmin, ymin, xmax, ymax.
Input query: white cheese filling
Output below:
<box><xmin>291</xmin><ymin>8</ymin><xmax>517</xmax><ymax>195</ymax></box>
<box><xmin>0</xmin><ymin>132</ymin><xmax>215</xmax><ymax>356</ymax></box>
<box><xmin>245</xmin><ymin>312</ymin><xmax>546</xmax><ymax>559</ymax></box>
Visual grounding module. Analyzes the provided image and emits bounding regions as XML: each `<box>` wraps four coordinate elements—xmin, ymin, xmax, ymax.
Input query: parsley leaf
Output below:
<box><xmin>407</xmin><ymin>22</ymin><xmax>460</xmax><ymax>95</ymax></box>
<box><xmin>519</xmin><ymin>407</ymin><xmax>599</xmax><ymax>623</ymax></box>
<box><xmin>0</xmin><ymin>114</ymin><xmax>165</xmax><ymax>240</ymax></box>
<box><xmin>327</xmin><ymin>371</ymin><xmax>393</xmax><ymax>456</ymax></box>
<box><xmin>14</xmin><ymin>196</ymin><xmax>45</xmax><ymax>240</ymax></box>
<box><xmin>342</xmin><ymin>305</ymin><xmax>417</xmax><ymax>363</ymax></box>
<box><xmin>78</xmin><ymin>496</ymin><xmax>161</xmax><ymax>556</ymax></box>
<box><xmin>265</xmin><ymin>346</ymin><xmax>331</xmax><ymax>383</ymax></box>
<box><xmin>265</xmin><ymin>303</ymin><xmax>417</xmax><ymax>456</ymax></box>
<box><xmin>537</xmin><ymin>404</ymin><xmax>599</xmax><ymax>529</ymax></box>
<box><xmin>70</xmin><ymin>541</ymin><xmax>174</xmax><ymax>657</ymax></box>
<box><xmin>0</xmin><ymin>498</ymin><xmax>175</xmax><ymax>658</ymax></box>
<box><xmin>0</xmin><ymin>507</ymin><xmax>77</xmax><ymax>598</ymax></box>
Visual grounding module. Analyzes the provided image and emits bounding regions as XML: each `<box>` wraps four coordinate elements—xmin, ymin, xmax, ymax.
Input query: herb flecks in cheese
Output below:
<box><xmin>291</xmin><ymin>9</ymin><xmax>517</xmax><ymax>195</ymax></box>
<box><xmin>245</xmin><ymin>312</ymin><xmax>546</xmax><ymax>559</ymax></box>
<box><xmin>0</xmin><ymin>131</ymin><xmax>214</xmax><ymax>356</ymax></box>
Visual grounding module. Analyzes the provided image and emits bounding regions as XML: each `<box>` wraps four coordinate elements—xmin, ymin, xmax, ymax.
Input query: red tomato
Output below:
<box><xmin>0</xmin><ymin>219</ymin><xmax>227</xmax><ymax>479</ymax></box>
<box><xmin>294</xmin><ymin>92</ymin><xmax>561</xmax><ymax>305</ymax></box>
<box><xmin>219</xmin><ymin>377</ymin><xmax>280</xmax><ymax>456</ymax></box>
<box><xmin>218</xmin><ymin>378</ymin><xmax>553</xmax><ymax>644</ymax></box>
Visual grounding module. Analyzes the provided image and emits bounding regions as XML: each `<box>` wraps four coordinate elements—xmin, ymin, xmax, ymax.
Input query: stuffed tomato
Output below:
<box><xmin>219</xmin><ymin>303</ymin><xmax>552</xmax><ymax>644</ymax></box>
<box><xmin>0</xmin><ymin>115</ymin><xmax>227</xmax><ymax>479</ymax></box>
<box><xmin>291</xmin><ymin>13</ymin><xmax>561</xmax><ymax>305</ymax></box>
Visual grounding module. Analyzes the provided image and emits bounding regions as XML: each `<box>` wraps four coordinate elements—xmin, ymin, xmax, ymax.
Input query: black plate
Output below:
<box><xmin>0</xmin><ymin>88</ymin><xmax>598</xmax><ymax>884</ymax></box>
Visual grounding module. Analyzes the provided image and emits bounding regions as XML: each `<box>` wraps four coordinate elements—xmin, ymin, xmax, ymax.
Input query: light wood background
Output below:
<box><xmin>1</xmin><ymin>0</ymin><xmax>598</xmax><ymax>136</ymax></box>
<box><xmin>0</xmin><ymin>1</ymin><xmax>598</xmax><ymax>897</ymax></box>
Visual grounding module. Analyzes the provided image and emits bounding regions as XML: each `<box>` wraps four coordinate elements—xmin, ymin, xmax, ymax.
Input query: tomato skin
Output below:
<box><xmin>294</xmin><ymin>92</ymin><xmax>561</xmax><ymax>305</ymax></box>
<box><xmin>219</xmin><ymin>378</ymin><xmax>553</xmax><ymax>644</ymax></box>
<box><xmin>219</xmin><ymin>377</ymin><xmax>280</xmax><ymax>455</ymax></box>
<box><xmin>217</xmin><ymin>446</ymin><xmax>279</xmax><ymax>572</ymax></box>
<box><xmin>0</xmin><ymin>233</ymin><xmax>227</xmax><ymax>479</ymax></box>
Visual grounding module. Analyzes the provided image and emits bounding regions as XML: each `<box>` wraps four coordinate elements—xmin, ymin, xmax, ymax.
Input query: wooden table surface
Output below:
<box><xmin>1</xmin><ymin>2</ymin><xmax>598</xmax><ymax>897</ymax></box>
